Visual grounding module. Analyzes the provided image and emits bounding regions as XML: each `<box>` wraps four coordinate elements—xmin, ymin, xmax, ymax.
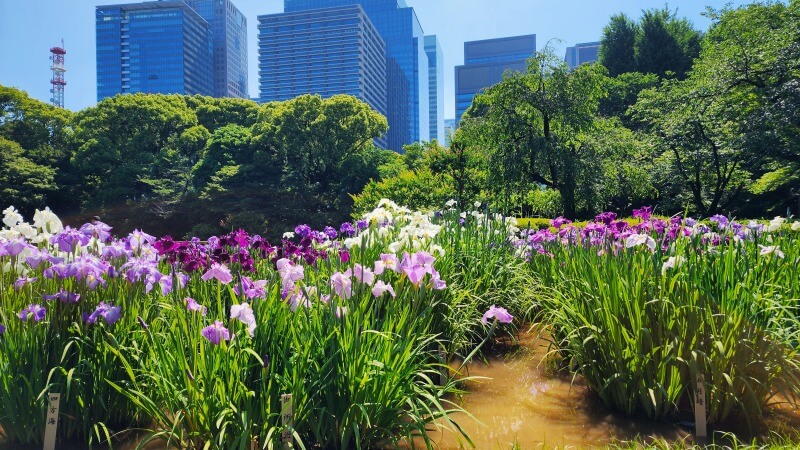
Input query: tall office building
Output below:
<box><xmin>424</xmin><ymin>35</ymin><xmax>444</xmax><ymax>143</ymax></box>
<box><xmin>443</xmin><ymin>118</ymin><xmax>455</xmax><ymax>147</ymax></box>
<box><xmin>186</xmin><ymin>0</ymin><xmax>249</xmax><ymax>98</ymax></box>
<box><xmin>454</xmin><ymin>34</ymin><xmax>536</xmax><ymax>127</ymax></box>
<box><xmin>258</xmin><ymin>5</ymin><xmax>389</xmax><ymax>148</ymax></box>
<box><xmin>97</xmin><ymin>1</ymin><xmax>213</xmax><ymax>101</ymax></box>
<box><xmin>282</xmin><ymin>0</ymin><xmax>431</xmax><ymax>147</ymax></box>
<box><xmin>565</xmin><ymin>41</ymin><xmax>600</xmax><ymax>70</ymax></box>
<box><xmin>96</xmin><ymin>0</ymin><xmax>247</xmax><ymax>102</ymax></box>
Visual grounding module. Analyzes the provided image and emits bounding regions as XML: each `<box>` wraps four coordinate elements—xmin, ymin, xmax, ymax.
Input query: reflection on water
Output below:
<box><xmin>425</xmin><ymin>328</ymin><xmax>688</xmax><ymax>450</ymax></box>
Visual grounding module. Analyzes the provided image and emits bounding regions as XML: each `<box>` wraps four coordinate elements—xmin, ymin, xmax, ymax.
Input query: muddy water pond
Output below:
<box><xmin>421</xmin><ymin>328</ymin><xmax>800</xmax><ymax>449</ymax></box>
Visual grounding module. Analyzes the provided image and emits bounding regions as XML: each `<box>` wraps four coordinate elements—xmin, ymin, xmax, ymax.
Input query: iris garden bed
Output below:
<box><xmin>0</xmin><ymin>201</ymin><xmax>799</xmax><ymax>449</ymax></box>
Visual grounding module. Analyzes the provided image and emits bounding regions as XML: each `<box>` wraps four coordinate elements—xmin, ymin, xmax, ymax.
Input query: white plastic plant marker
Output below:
<box><xmin>43</xmin><ymin>393</ymin><xmax>60</xmax><ymax>450</ymax></box>
<box><xmin>694</xmin><ymin>374</ymin><xmax>707</xmax><ymax>438</ymax></box>
<box><xmin>281</xmin><ymin>393</ymin><xmax>294</xmax><ymax>449</ymax></box>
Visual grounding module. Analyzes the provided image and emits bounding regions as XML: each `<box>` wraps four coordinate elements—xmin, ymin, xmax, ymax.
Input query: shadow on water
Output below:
<box><xmin>418</xmin><ymin>326</ymin><xmax>800</xmax><ymax>450</ymax></box>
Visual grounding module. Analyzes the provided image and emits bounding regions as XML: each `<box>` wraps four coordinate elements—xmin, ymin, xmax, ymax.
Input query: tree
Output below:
<box><xmin>251</xmin><ymin>94</ymin><xmax>388</xmax><ymax>203</ymax></box>
<box><xmin>70</xmin><ymin>94</ymin><xmax>201</xmax><ymax>207</ymax></box>
<box><xmin>695</xmin><ymin>1</ymin><xmax>800</xmax><ymax>214</ymax></box>
<box><xmin>459</xmin><ymin>49</ymin><xmax>608</xmax><ymax>218</ymax></box>
<box><xmin>599</xmin><ymin>14</ymin><xmax>638</xmax><ymax>76</ymax></box>
<box><xmin>0</xmin><ymin>137</ymin><xmax>56</xmax><ymax>214</ymax></box>
<box><xmin>597</xmin><ymin>8</ymin><xmax>702</xmax><ymax>80</ymax></box>
<box><xmin>635</xmin><ymin>7</ymin><xmax>702</xmax><ymax>79</ymax></box>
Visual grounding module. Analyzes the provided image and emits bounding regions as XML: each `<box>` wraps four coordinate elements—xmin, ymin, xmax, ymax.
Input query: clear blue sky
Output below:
<box><xmin>0</xmin><ymin>0</ymin><xmax>752</xmax><ymax>118</ymax></box>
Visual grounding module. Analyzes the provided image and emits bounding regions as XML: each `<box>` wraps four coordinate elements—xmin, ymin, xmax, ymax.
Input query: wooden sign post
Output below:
<box><xmin>694</xmin><ymin>374</ymin><xmax>707</xmax><ymax>439</ymax></box>
<box><xmin>43</xmin><ymin>393</ymin><xmax>61</xmax><ymax>450</ymax></box>
<box><xmin>281</xmin><ymin>393</ymin><xmax>294</xmax><ymax>450</ymax></box>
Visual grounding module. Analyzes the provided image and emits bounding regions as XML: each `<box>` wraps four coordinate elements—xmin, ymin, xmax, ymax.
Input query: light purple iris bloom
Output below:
<box><xmin>85</xmin><ymin>302</ymin><xmax>122</xmax><ymax>325</ymax></box>
<box><xmin>352</xmin><ymin>263</ymin><xmax>374</xmax><ymax>285</ymax></box>
<box><xmin>202</xmin><ymin>321</ymin><xmax>231</xmax><ymax>345</ymax></box>
<box><xmin>371</xmin><ymin>280</ymin><xmax>396</xmax><ymax>298</ymax></box>
<box><xmin>230</xmin><ymin>303</ymin><xmax>257</xmax><ymax>336</ymax></box>
<box><xmin>481</xmin><ymin>305</ymin><xmax>513</xmax><ymax>325</ymax></box>
<box><xmin>185</xmin><ymin>297</ymin><xmax>207</xmax><ymax>316</ymax></box>
<box><xmin>201</xmin><ymin>263</ymin><xmax>233</xmax><ymax>284</ymax></box>
<box><xmin>4</xmin><ymin>238</ymin><xmax>31</xmax><ymax>257</ymax></box>
<box><xmin>42</xmin><ymin>289</ymin><xmax>81</xmax><ymax>304</ymax></box>
<box><xmin>51</xmin><ymin>226</ymin><xmax>91</xmax><ymax>253</ymax></box>
<box><xmin>13</xmin><ymin>276</ymin><xmax>38</xmax><ymax>291</ymax></box>
<box><xmin>80</xmin><ymin>221</ymin><xmax>113</xmax><ymax>242</ymax></box>
<box><xmin>399</xmin><ymin>252</ymin><xmax>436</xmax><ymax>286</ymax></box>
<box><xmin>18</xmin><ymin>304</ymin><xmax>46</xmax><ymax>322</ymax></box>
<box><xmin>330</xmin><ymin>270</ymin><xmax>354</xmax><ymax>300</ymax></box>
<box><xmin>235</xmin><ymin>276</ymin><xmax>267</xmax><ymax>299</ymax></box>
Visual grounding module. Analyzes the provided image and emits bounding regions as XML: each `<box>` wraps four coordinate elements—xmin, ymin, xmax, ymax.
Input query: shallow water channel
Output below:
<box><xmin>422</xmin><ymin>328</ymin><xmax>690</xmax><ymax>449</ymax></box>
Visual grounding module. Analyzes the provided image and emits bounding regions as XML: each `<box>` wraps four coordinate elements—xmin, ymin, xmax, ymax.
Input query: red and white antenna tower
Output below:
<box><xmin>50</xmin><ymin>39</ymin><xmax>67</xmax><ymax>108</ymax></box>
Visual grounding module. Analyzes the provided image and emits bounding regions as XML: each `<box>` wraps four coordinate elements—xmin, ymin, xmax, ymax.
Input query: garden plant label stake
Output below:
<box><xmin>43</xmin><ymin>393</ymin><xmax>60</xmax><ymax>450</ymax></box>
<box><xmin>281</xmin><ymin>393</ymin><xmax>293</xmax><ymax>449</ymax></box>
<box><xmin>695</xmin><ymin>374</ymin><xmax>707</xmax><ymax>438</ymax></box>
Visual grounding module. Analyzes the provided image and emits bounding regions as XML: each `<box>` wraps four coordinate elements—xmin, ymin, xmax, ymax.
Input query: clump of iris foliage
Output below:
<box><xmin>0</xmin><ymin>200</ymin><xmax>534</xmax><ymax>449</ymax></box>
<box><xmin>518</xmin><ymin>207</ymin><xmax>800</xmax><ymax>428</ymax></box>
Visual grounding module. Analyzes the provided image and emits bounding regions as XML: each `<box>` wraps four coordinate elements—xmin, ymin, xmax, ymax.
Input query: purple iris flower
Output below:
<box><xmin>202</xmin><ymin>321</ymin><xmax>231</xmax><ymax>345</ymax></box>
<box><xmin>18</xmin><ymin>304</ymin><xmax>46</xmax><ymax>322</ymax></box>
<box><xmin>79</xmin><ymin>221</ymin><xmax>113</xmax><ymax>242</ymax></box>
<box><xmin>595</xmin><ymin>212</ymin><xmax>618</xmax><ymax>225</ymax></box>
<box><xmin>294</xmin><ymin>224</ymin><xmax>312</xmax><ymax>239</ymax></box>
<box><xmin>356</xmin><ymin>219</ymin><xmax>368</xmax><ymax>230</ymax></box>
<box><xmin>339</xmin><ymin>222</ymin><xmax>356</xmax><ymax>237</ymax></box>
<box><xmin>84</xmin><ymin>302</ymin><xmax>122</xmax><ymax>325</ymax></box>
<box><xmin>42</xmin><ymin>289</ymin><xmax>81</xmax><ymax>304</ymax></box>
<box><xmin>201</xmin><ymin>263</ymin><xmax>233</xmax><ymax>284</ymax></box>
<box><xmin>185</xmin><ymin>297</ymin><xmax>207</xmax><ymax>316</ymax></box>
<box><xmin>339</xmin><ymin>249</ymin><xmax>350</xmax><ymax>263</ymax></box>
<box><xmin>481</xmin><ymin>305</ymin><xmax>513</xmax><ymax>325</ymax></box>
<box><xmin>3</xmin><ymin>238</ymin><xmax>32</xmax><ymax>257</ymax></box>
<box><xmin>632</xmin><ymin>206</ymin><xmax>653</xmax><ymax>221</ymax></box>
<box><xmin>235</xmin><ymin>276</ymin><xmax>268</xmax><ymax>299</ymax></box>
<box><xmin>13</xmin><ymin>276</ymin><xmax>38</xmax><ymax>291</ymax></box>
<box><xmin>0</xmin><ymin>323</ymin><xmax>5</xmax><ymax>335</ymax></box>
<box><xmin>709</xmin><ymin>214</ymin><xmax>729</xmax><ymax>229</ymax></box>
<box><xmin>323</xmin><ymin>226</ymin><xmax>338</xmax><ymax>240</ymax></box>
<box><xmin>51</xmin><ymin>226</ymin><xmax>91</xmax><ymax>253</ymax></box>
<box><xmin>550</xmin><ymin>217</ymin><xmax>572</xmax><ymax>229</ymax></box>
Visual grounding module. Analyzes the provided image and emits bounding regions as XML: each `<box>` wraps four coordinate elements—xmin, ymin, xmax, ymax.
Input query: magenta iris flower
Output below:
<box><xmin>202</xmin><ymin>321</ymin><xmax>231</xmax><ymax>345</ymax></box>
<box><xmin>185</xmin><ymin>297</ymin><xmax>207</xmax><ymax>316</ymax></box>
<box><xmin>481</xmin><ymin>305</ymin><xmax>513</xmax><ymax>325</ymax></box>
<box><xmin>18</xmin><ymin>304</ymin><xmax>46</xmax><ymax>322</ymax></box>
<box><xmin>201</xmin><ymin>263</ymin><xmax>233</xmax><ymax>284</ymax></box>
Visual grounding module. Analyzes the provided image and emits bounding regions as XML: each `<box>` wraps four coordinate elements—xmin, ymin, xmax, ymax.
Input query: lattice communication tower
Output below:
<box><xmin>50</xmin><ymin>40</ymin><xmax>67</xmax><ymax>108</ymax></box>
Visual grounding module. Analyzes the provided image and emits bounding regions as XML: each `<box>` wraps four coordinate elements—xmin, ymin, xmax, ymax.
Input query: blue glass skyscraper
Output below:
<box><xmin>258</xmin><ymin>5</ymin><xmax>389</xmax><ymax>148</ymax></box>
<box><xmin>455</xmin><ymin>34</ymin><xmax>536</xmax><ymax>127</ymax></box>
<box><xmin>186</xmin><ymin>0</ymin><xmax>249</xmax><ymax>98</ymax></box>
<box><xmin>565</xmin><ymin>41</ymin><xmax>600</xmax><ymax>70</ymax></box>
<box><xmin>96</xmin><ymin>0</ymin><xmax>248</xmax><ymax>102</ymax></box>
<box><xmin>97</xmin><ymin>1</ymin><xmax>214</xmax><ymax>101</ymax></box>
<box><xmin>424</xmin><ymin>35</ymin><xmax>443</xmax><ymax>143</ymax></box>
<box><xmin>283</xmin><ymin>0</ymin><xmax>430</xmax><ymax>146</ymax></box>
